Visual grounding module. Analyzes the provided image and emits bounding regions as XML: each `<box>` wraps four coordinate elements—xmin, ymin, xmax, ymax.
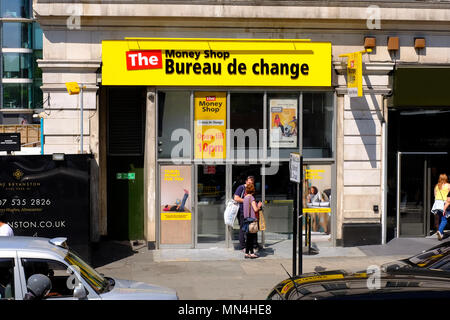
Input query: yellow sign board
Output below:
<box><xmin>194</xmin><ymin>92</ymin><xmax>227</xmax><ymax>159</ymax></box>
<box><xmin>303</xmin><ymin>208</ymin><xmax>331</xmax><ymax>213</ymax></box>
<box><xmin>65</xmin><ymin>82</ymin><xmax>80</xmax><ymax>95</ymax></box>
<box><xmin>101</xmin><ymin>38</ymin><xmax>331</xmax><ymax>87</ymax></box>
<box><xmin>339</xmin><ymin>49</ymin><xmax>371</xmax><ymax>97</ymax></box>
<box><xmin>161</xmin><ymin>212</ymin><xmax>192</xmax><ymax>221</ymax></box>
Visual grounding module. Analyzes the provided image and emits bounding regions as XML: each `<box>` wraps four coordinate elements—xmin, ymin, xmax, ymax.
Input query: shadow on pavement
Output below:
<box><xmin>90</xmin><ymin>241</ymin><xmax>139</xmax><ymax>268</ymax></box>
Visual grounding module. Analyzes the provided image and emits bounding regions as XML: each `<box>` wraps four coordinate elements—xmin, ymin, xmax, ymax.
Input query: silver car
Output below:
<box><xmin>0</xmin><ymin>236</ymin><xmax>178</xmax><ymax>300</ymax></box>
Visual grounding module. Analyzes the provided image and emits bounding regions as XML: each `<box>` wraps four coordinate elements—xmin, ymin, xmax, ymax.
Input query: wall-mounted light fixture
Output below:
<box><xmin>52</xmin><ymin>153</ymin><xmax>65</xmax><ymax>161</ymax></box>
<box><xmin>414</xmin><ymin>37</ymin><xmax>426</xmax><ymax>49</ymax></box>
<box><xmin>364</xmin><ymin>37</ymin><xmax>376</xmax><ymax>49</ymax></box>
<box><xmin>387</xmin><ymin>37</ymin><xmax>399</xmax><ymax>51</ymax></box>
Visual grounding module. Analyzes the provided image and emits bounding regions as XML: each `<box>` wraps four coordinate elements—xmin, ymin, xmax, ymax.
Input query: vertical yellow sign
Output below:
<box><xmin>194</xmin><ymin>92</ymin><xmax>227</xmax><ymax>159</ymax></box>
<box><xmin>339</xmin><ymin>49</ymin><xmax>371</xmax><ymax>97</ymax></box>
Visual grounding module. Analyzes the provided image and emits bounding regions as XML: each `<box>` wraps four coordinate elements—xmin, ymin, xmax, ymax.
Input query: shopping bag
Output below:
<box><xmin>259</xmin><ymin>209</ymin><xmax>266</xmax><ymax>231</ymax></box>
<box><xmin>224</xmin><ymin>199</ymin><xmax>240</xmax><ymax>227</ymax></box>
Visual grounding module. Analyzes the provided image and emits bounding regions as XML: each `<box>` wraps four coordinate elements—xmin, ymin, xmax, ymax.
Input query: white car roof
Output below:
<box><xmin>0</xmin><ymin>236</ymin><xmax>67</xmax><ymax>255</ymax></box>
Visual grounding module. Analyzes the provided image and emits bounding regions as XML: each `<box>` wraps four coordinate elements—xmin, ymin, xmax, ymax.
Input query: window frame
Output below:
<box><xmin>0</xmin><ymin>254</ymin><xmax>17</xmax><ymax>300</ymax></box>
<box><xmin>16</xmin><ymin>252</ymin><xmax>98</xmax><ymax>300</ymax></box>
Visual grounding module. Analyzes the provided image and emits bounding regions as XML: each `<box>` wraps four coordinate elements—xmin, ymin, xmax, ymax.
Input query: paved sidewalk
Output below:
<box><xmin>93</xmin><ymin>236</ymin><xmax>448</xmax><ymax>299</ymax></box>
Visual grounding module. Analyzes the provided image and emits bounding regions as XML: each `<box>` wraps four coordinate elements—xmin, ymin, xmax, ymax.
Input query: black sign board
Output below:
<box><xmin>0</xmin><ymin>155</ymin><xmax>91</xmax><ymax>260</ymax></box>
<box><xmin>0</xmin><ymin>133</ymin><xmax>21</xmax><ymax>152</ymax></box>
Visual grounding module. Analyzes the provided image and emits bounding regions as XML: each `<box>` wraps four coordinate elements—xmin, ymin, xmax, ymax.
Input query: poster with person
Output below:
<box><xmin>160</xmin><ymin>165</ymin><xmax>192</xmax><ymax>244</ymax></box>
<box><xmin>269</xmin><ymin>98</ymin><xmax>298</xmax><ymax>148</ymax></box>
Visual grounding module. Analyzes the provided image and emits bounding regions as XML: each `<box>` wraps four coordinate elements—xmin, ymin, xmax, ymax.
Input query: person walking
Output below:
<box><xmin>431</xmin><ymin>174</ymin><xmax>450</xmax><ymax>239</ymax></box>
<box><xmin>242</xmin><ymin>183</ymin><xmax>262</xmax><ymax>259</ymax></box>
<box><xmin>0</xmin><ymin>214</ymin><xmax>13</xmax><ymax>237</ymax></box>
<box><xmin>234</xmin><ymin>176</ymin><xmax>255</xmax><ymax>250</ymax></box>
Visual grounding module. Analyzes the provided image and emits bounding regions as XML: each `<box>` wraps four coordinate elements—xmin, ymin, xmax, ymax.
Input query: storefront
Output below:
<box><xmin>101</xmin><ymin>38</ymin><xmax>336</xmax><ymax>248</ymax></box>
<box><xmin>387</xmin><ymin>67</ymin><xmax>450</xmax><ymax>240</ymax></box>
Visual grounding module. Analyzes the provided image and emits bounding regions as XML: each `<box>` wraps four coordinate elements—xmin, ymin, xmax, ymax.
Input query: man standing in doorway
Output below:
<box><xmin>234</xmin><ymin>176</ymin><xmax>255</xmax><ymax>251</ymax></box>
<box><xmin>0</xmin><ymin>215</ymin><xmax>14</xmax><ymax>237</ymax></box>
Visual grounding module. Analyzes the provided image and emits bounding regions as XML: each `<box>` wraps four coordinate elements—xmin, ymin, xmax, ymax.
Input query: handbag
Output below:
<box><xmin>258</xmin><ymin>208</ymin><xmax>266</xmax><ymax>231</ymax></box>
<box><xmin>248</xmin><ymin>221</ymin><xmax>259</xmax><ymax>233</ymax></box>
<box><xmin>224</xmin><ymin>199</ymin><xmax>239</xmax><ymax>227</ymax></box>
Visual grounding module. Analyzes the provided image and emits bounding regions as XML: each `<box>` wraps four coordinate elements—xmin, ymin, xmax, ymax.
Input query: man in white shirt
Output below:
<box><xmin>0</xmin><ymin>215</ymin><xmax>13</xmax><ymax>236</ymax></box>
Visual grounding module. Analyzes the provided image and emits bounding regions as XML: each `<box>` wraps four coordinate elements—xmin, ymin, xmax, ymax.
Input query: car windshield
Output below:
<box><xmin>64</xmin><ymin>250</ymin><xmax>110</xmax><ymax>294</ymax></box>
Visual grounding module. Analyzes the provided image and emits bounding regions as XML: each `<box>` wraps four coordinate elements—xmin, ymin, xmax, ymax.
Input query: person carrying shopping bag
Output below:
<box><xmin>242</xmin><ymin>183</ymin><xmax>262</xmax><ymax>259</ymax></box>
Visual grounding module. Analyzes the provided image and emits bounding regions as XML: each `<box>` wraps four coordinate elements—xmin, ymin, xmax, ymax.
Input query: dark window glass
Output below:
<box><xmin>1</xmin><ymin>0</ymin><xmax>30</xmax><ymax>18</ymax></box>
<box><xmin>0</xmin><ymin>258</ymin><xmax>15</xmax><ymax>300</ymax></box>
<box><xmin>2</xmin><ymin>22</ymin><xmax>31</xmax><ymax>48</ymax></box>
<box><xmin>157</xmin><ymin>91</ymin><xmax>191</xmax><ymax>159</ymax></box>
<box><xmin>230</xmin><ymin>93</ymin><xmax>263</xmax><ymax>158</ymax></box>
<box><xmin>3</xmin><ymin>83</ymin><xmax>32</xmax><ymax>108</ymax></box>
<box><xmin>21</xmin><ymin>258</ymin><xmax>74</xmax><ymax>298</ymax></box>
<box><xmin>3</xmin><ymin>53</ymin><xmax>32</xmax><ymax>78</ymax></box>
<box><xmin>303</xmin><ymin>92</ymin><xmax>334</xmax><ymax>158</ymax></box>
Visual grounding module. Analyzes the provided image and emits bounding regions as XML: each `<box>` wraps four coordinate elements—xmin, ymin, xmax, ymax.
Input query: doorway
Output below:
<box><xmin>397</xmin><ymin>152</ymin><xmax>449</xmax><ymax>237</ymax></box>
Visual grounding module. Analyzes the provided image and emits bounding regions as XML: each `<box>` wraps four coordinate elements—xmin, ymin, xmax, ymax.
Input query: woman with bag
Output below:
<box><xmin>243</xmin><ymin>184</ymin><xmax>262</xmax><ymax>259</ymax></box>
<box><xmin>431</xmin><ymin>174</ymin><xmax>450</xmax><ymax>239</ymax></box>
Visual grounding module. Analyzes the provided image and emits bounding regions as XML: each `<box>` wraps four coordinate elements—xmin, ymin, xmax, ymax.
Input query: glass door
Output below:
<box><xmin>197</xmin><ymin>165</ymin><xmax>226</xmax><ymax>245</ymax></box>
<box><xmin>397</xmin><ymin>152</ymin><xmax>448</xmax><ymax>237</ymax></box>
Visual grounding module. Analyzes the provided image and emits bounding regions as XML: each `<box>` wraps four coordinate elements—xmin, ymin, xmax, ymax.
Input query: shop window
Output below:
<box><xmin>2</xmin><ymin>53</ymin><xmax>32</xmax><ymax>78</ymax></box>
<box><xmin>230</xmin><ymin>93</ymin><xmax>264</xmax><ymax>160</ymax></box>
<box><xmin>303</xmin><ymin>92</ymin><xmax>333</xmax><ymax>158</ymax></box>
<box><xmin>267</xmin><ymin>92</ymin><xmax>299</xmax><ymax>160</ymax></box>
<box><xmin>157</xmin><ymin>91</ymin><xmax>191</xmax><ymax>160</ymax></box>
<box><xmin>2</xmin><ymin>22</ymin><xmax>31</xmax><ymax>48</ymax></box>
<box><xmin>263</xmin><ymin>162</ymin><xmax>295</xmax><ymax>240</ymax></box>
<box><xmin>3</xmin><ymin>83</ymin><xmax>32</xmax><ymax>108</ymax></box>
<box><xmin>303</xmin><ymin>164</ymin><xmax>332</xmax><ymax>234</ymax></box>
<box><xmin>1</xmin><ymin>0</ymin><xmax>30</xmax><ymax>18</ymax></box>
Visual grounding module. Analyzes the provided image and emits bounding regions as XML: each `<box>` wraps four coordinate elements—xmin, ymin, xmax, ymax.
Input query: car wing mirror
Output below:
<box><xmin>73</xmin><ymin>283</ymin><xmax>88</xmax><ymax>300</ymax></box>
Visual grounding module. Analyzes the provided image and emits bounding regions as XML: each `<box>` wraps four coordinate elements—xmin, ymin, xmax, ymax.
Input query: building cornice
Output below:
<box><xmin>34</xmin><ymin>3</ymin><xmax>450</xmax><ymax>30</ymax></box>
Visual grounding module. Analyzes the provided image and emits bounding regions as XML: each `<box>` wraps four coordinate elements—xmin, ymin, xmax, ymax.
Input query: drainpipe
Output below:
<box><xmin>381</xmin><ymin>96</ymin><xmax>387</xmax><ymax>245</ymax></box>
<box><xmin>40</xmin><ymin>117</ymin><xmax>44</xmax><ymax>155</ymax></box>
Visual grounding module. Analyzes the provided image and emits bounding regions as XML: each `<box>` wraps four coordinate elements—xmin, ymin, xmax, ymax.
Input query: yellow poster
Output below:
<box><xmin>269</xmin><ymin>99</ymin><xmax>298</xmax><ymax>148</ymax></box>
<box><xmin>194</xmin><ymin>92</ymin><xmax>227</xmax><ymax>159</ymax></box>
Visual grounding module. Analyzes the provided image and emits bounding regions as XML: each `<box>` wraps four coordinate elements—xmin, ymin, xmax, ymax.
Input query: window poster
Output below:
<box><xmin>194</xmin><ymin>92</ymin><xmax>227</xmax><ymax>160</ymax></box>
<box><xmin>269</xmin><ymin>98</ymin><xmax>298</xmax><ymax>148</ymax></box>
<box><xmin>160</xmin><ymin>165</ymin><xmax>192</xmax><ymax>244</ymax></box>
<box><xmin>303</xmin><ymin>165</ymin><xmax>332</xmax><ymax>234</ymax></box>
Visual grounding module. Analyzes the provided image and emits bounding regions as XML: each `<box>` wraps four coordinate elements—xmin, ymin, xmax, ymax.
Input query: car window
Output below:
<box><xmin>21</xmin><ymin>258</ymin><xmax>74</xmax><ymax>298</ymax></box>
<box><xmin>0</xmin><ymin>258</ymin><xmax>15</xmax><ymax>300</ymax></box>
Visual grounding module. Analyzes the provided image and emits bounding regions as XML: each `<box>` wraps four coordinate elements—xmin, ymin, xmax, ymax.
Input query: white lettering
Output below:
<box><xmin>128</xmin><ymin>54</ymin><xmax>138</xmax><ymax>66</ymax></box>
<box><xmin>138</xmin><ymin>52</ymin><xmax>148</xmax><ymax>66</ymax></box>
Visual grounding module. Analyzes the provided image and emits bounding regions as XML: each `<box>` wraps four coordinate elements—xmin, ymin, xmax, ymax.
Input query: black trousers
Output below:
<box><xmin>246</xmin><ymin>232</ymin><xmax>257</xmax><ymax>254</ymax></box>
<box><xmin>238</xmin><ymin>214</ymin><xmax>246</xmax><ymax>249</ymax></box>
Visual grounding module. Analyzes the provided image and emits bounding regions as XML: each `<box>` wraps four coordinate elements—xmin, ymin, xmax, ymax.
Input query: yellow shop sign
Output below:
<box><xmin>101</xmin><ymin>38</ymin><xmax>331</xmax><ymax>87</ymax></box>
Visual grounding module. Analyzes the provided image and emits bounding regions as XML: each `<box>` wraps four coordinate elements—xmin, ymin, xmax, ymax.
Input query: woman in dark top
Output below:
<box><xmin>243</xmin><ymin>183</ymin><xmax>262</xmax><ymax>259</ymax></box>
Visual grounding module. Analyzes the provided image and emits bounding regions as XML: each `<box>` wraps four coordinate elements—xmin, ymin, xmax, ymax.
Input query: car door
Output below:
<box><xmin>0</xmin><ymin>250</ymin><xmax>22</xmax><ymax>300</ymax></box>
<box><xmin>16</xmin><ymin>252</ymin><xmax>99</xmax><ymax>300</ymax></box>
